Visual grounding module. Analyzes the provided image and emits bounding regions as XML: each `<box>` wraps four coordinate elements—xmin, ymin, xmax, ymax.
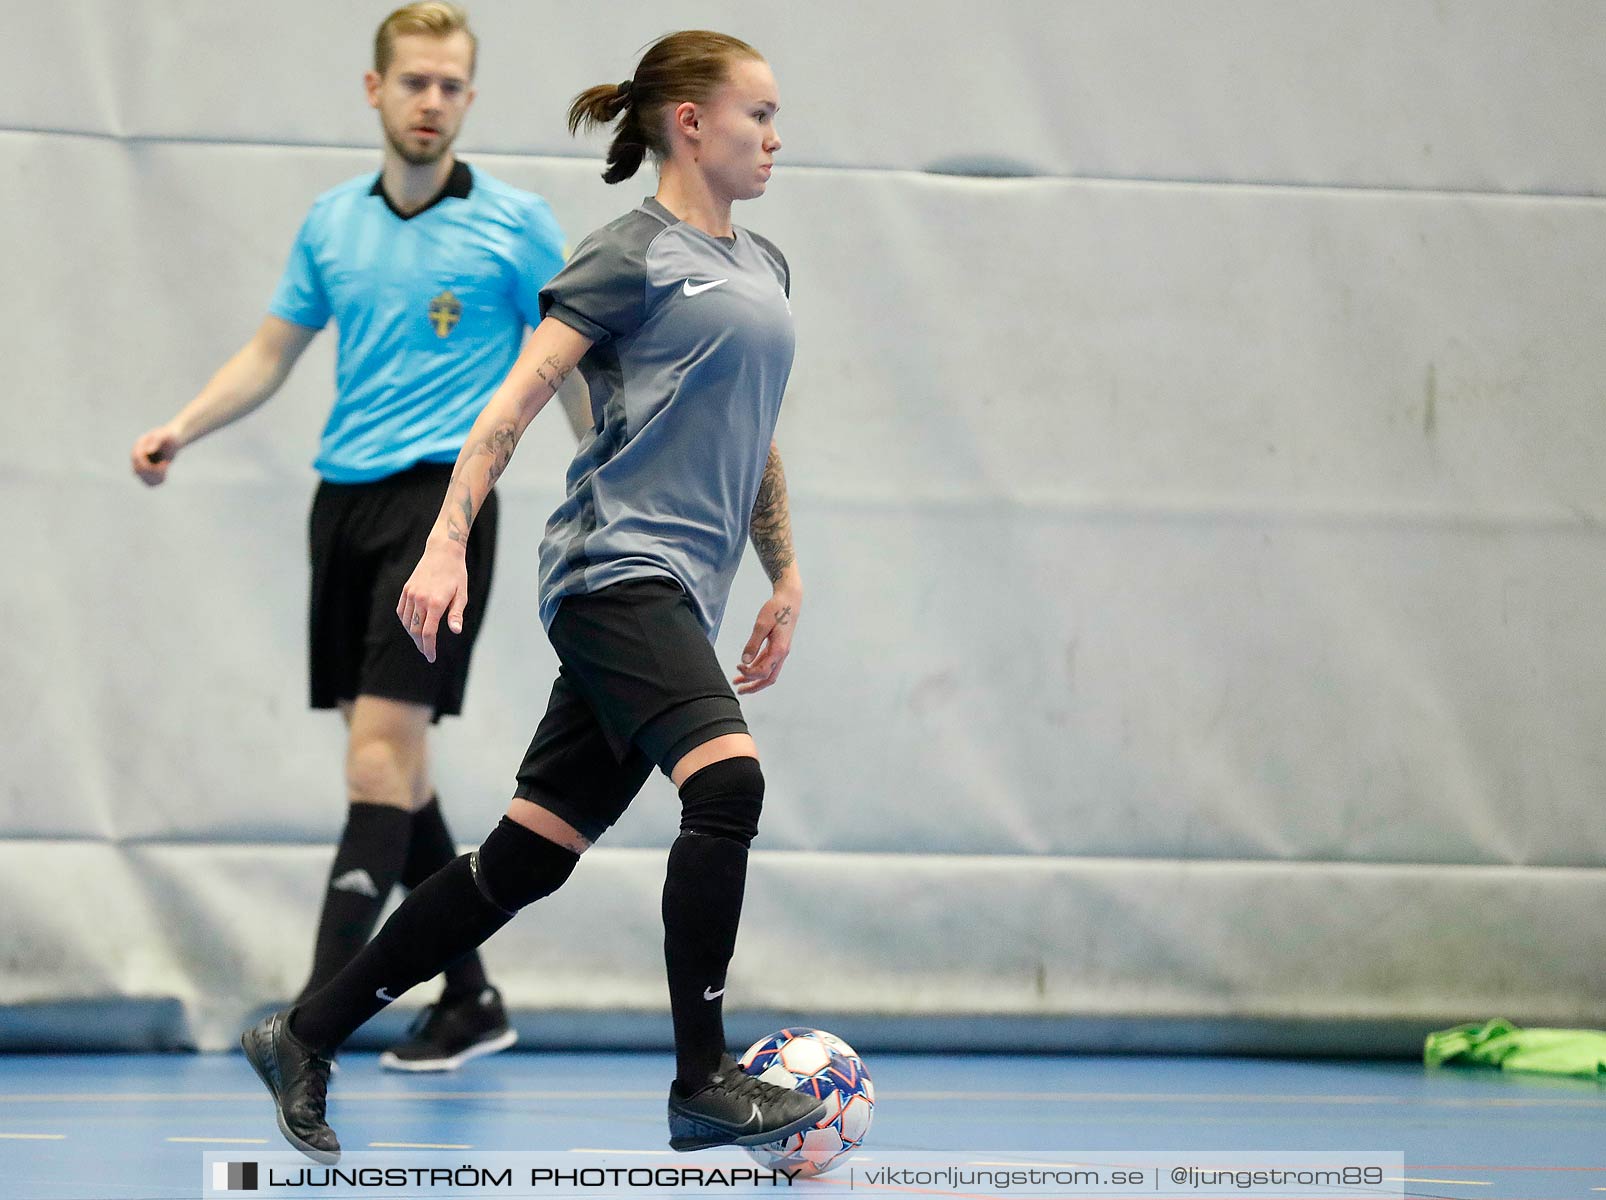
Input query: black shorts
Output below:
<box><xmin>308</xmin><ymin>462</ymin><xmax>498</xmax><ymax>722</ymax></box>
<box><xmin>513</xmin><ymin>577</ymin><xmax>749</xmax><ymax>841</ymax></box>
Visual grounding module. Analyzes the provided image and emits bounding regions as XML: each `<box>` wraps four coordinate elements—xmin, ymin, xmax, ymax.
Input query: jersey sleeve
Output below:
<box><xmin>539</xmin><ymin>222</ymin><xmax>649</xmax><ymax>344</ymax></box>
<box><xmin>749</xmin><ymin>231</ymin><xmax>791</xmax><ymax>297</ymax></box>
<box><xmin>512</xmin><ymin>196</ymin><xmax>569</xmax><ymax>328</ymax></box>
<box><xmin>267</xmin><ymin>209</ymin><xmax>332</xmax><ymax>330</ymax></box>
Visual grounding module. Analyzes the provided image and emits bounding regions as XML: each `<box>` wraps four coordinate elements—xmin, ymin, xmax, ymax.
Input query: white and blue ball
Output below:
<box><xmin>739</xmin><ymin>1028</ymin><xmax>874</xmax><ymax>1178</ymax></box>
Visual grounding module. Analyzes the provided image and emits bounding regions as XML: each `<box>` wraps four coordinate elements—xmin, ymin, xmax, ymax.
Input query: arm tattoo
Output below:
<box><xmin>533</xmin><ymin>354</ymin><xmax>572</xmax><ymax>392</ymax></box>
<box><xmin>445</xmin><ymin>421</ymin><xmax>519</xmax><ymax>545</ymax></box>
<box><xmin>483</xmin><ymin>425</ymin><xmax>517</xmax><ymax>487</ymax></box>
<box><xmin>749</xmin><ymin>443</ymin><xmax>796</xmax><ymax>583</ymax></box>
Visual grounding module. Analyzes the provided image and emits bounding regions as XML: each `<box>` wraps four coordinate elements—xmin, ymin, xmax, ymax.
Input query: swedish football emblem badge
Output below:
<box><xmin>428</xmin><ymin>290</ymin><xmax>462</xmax><ymax>338</ymax></box>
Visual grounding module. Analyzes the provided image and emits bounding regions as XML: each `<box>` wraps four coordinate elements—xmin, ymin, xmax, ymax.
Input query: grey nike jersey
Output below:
<box><xmin>536</xmin><ymin>198</ymin><xmax>795</xmax><ymax>637</ymax></box>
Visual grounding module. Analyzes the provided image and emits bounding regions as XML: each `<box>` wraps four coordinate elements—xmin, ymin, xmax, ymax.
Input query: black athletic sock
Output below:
<box><xmin>662</xmin><ymin>832</ymin><xmax>748</xmax><ymax>1088</ymax></box>
<box><xmin>290</xmin><ymin>853</ymin><xmax>512</xmax><ymax>1053</ymax></box>
<box><xmin>403</xmin><ymin>797</ymin><xmax>490</xmax><ymax>1001</ymax></box>
<box><xmin>298</xmin><ymin>803</ymin><xmax>412</xmax><ymax>1001</ymax></box>
<box><xmin>291</xmin><ymin>820</ymin><xmax>580</xmax><ymax>1054</ymax></box>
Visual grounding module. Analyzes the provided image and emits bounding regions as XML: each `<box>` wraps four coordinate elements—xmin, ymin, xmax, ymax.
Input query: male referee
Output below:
<box><xmin>130</xmin><ymin>2</ymin><xmax>584</xmax><ymax>1071</ymax></box>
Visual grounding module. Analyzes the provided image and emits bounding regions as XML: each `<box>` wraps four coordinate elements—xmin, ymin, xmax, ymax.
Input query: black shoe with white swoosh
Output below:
<box><xmin>379</xmin><ymin>986</ymin><xmax>517</xmax><ymax>1072</ymax></box>
<box><xmin>666</xmin><ymin>1053</ymin><xmax>827</xmax><ymax>1151</ymax></box>
<box><xmin>240</xmin><ymin>1010</ymin><xmax>340</xmax><ymax>1164</ymax></box>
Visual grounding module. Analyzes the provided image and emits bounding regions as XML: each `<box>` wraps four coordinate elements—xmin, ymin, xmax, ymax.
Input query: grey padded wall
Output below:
<box><xmin>3</xmin><ymin>1</ymin><xmax>1604</xmax><ymax>1052</ymax></box>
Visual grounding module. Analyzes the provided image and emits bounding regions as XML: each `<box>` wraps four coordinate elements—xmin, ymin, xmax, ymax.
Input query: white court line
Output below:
<box><xmin>0</xmin><ymin>1132</ymin><xmax>65</xmax><ymax>1140</ymax></box>
<box><xmin>972</xmin><ymin>1160</ymin><xmax>1095</xmax><ymax>1169</ymax></box>
<box><xmin>369</xmin><ymin>1141</ymin><xmax>473</xmax><ymax>1150</ymax></box>
<box><xmin>0</xmin><ymin>1088</ymin><xmax>1597</xmax><ymax>1108</ymax></box>
<box><xmin>890</xmin><ymin>1090</ymin><xmax>1605</xmax><ymax>1108</ymax></box>
<box><xmin>167</xmin><ymin>1136</ymin><xmax>269</xmax><ymax>1144</ymax></box>
<box><xmin>1392</xmin><ymin>1179</ymin><xmax>1492</xmax><ymax>1187</ymax></box>
<box><xmin>570</xmin><ymin>1148</ymin><xmax>676</xmax><ymax>1155</ymax></box>
<box><xmin>0</xmin><ymin>1090</ymin><xmax>661</xmax><ymax>1103</ymax></box>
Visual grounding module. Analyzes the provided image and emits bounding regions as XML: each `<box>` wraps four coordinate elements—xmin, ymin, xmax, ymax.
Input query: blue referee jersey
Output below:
<box><xmin>269</xmin><ymin>161</ymin><xmax>566</xmax><ymax>483</ymax></box>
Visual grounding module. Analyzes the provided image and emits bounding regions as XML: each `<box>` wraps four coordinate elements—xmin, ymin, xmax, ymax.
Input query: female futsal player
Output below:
<box><xmin>242</xmin><ymin>30</ymin><xmax>825</xmax><ymax>1163</ymax></box>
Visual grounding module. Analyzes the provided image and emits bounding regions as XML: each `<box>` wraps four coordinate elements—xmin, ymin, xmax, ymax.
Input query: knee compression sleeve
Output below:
<box><xmin>471</xmin><ymin>816</ymin><xmax>581</xmax><ymax>914</ymax></box>
<box><xmin>677</xmin><ymin>756</ymin><xmax>765</xmax><ymax>847</ymax></box>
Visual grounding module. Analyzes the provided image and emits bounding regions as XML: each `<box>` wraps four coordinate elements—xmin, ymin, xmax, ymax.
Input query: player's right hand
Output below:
<box><xmin>398</xmin><ymin>538</ymin><xmax>470</xmax><ymax>663</ymax></box>
<box><xmin>131</xmin><ymin>425</ymin><xmax>181</xmax><ymax>485</ymax></box>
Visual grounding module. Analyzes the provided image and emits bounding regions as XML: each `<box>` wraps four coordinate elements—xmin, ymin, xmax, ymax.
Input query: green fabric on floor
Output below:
<box><xmin>1424</xmin><ymin>1018</ymin><xmax>1606</xmax><ymax>1078</ymax></box>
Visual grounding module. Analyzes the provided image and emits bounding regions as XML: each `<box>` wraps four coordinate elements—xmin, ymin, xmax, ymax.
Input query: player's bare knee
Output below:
<box><xmin>669</xmin><ymin>732</ymin><xmax>758</xmax><ymax>787</ymax></box>
<box><xmin>506</xmin><ymin>799</ymin><xmax>592</xmax><ymax>855</ymax></box>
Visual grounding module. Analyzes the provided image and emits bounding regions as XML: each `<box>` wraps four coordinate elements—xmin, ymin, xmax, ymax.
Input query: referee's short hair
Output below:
<box><xmin>374</xmin><ymin>2</ymin><xmax>477</xmax><ymax>78</ymax></box>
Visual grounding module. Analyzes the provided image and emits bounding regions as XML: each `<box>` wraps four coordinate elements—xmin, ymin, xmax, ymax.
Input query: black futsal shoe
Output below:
<box><xmin>241</xmin><ymin>1010</ymin><xmax>340</xmax><ymax>1164</ymax></box>
<box><xmin>667</xmin><ymin>1054</ymin><xmax>828</xmax><ymax>1151</ymax></box>
<box><xmin>378</xmin><ymin>986</ymin><xmax>517</xmax><ymax>1072</ymax></box>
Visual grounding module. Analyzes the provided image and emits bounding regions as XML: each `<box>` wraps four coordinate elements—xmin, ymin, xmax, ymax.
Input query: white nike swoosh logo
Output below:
<box><xmin>703</xmin><ymin>986</ymin><xmax>725</xmax><ymax>1001</ymax></box>
<box><xmin>746</xmin><ymin>1101</ymin><xmax>761</xmax><ymax>1127</ymax></box>
<box><xmin>376</xmin><ymin>987</ymin><xmax>397</xmax><ymax>1002</ymax></box>
<box><xmin>683</xmin><ymin>278</ymin><xmax>728</xmax><ymax>297</ymax></box>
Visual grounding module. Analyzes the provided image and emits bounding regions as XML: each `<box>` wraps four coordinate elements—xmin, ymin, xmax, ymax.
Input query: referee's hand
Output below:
<box><xmin>398</xmin><ymin>538</ymin><xmax>470</xmax><ymax>663</ymax></box>
<box><xmin>131</xmin><ymin>425</ymin><xmax>181</xmax><ymax>485</ymax></box>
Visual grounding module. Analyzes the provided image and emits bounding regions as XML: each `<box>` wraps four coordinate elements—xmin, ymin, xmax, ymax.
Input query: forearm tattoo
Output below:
<box><xmin>534</xmin><ymin>354</ymin><xmax>572</xmax><ymax>392</ymax></box>
<box><xmin>750</xmin><ymin>444</ymin><xmax>796</xmax><ymax>583</ymax></box>
<box><xmin>445</xmin><ymin>421</ymin><xmax>518</xmax><ymax>545</ymax></box>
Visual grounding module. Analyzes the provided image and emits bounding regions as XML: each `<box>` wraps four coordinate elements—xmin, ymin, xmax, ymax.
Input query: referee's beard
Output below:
<box><xmin>384</xmin><ymin>128</ymin><xmax>456</xmax><ymax>167</ymax></box>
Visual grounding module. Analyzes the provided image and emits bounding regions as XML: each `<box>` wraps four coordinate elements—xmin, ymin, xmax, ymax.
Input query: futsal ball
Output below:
<box><xmin>739</xmin><ymin>1027</ymin><xmax>874</xmax><ymax>1178</ymax></box>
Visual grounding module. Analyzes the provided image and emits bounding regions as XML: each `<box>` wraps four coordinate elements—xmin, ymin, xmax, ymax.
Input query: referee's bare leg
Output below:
<box><xmin>324</xmin><ymin>695</ymin><xmax>509</xmax><ymax>1071</ymax></box>
<box><xmin>340</xmin><ymin>695</ymin><xmax>433</xmax><ymax>813</ymax></box>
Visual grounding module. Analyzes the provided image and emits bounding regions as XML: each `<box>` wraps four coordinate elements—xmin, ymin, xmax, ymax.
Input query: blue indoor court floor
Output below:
<box><xmin>0</xmin><ymin>1051</ymin><xmax>1601</xmax><ymax>1199</ymax></box>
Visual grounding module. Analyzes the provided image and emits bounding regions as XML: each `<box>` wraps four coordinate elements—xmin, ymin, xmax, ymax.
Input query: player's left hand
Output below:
<box><xmin>734</xmin><ymin>584</ymin><xmax>801</xmax><ymax>694</ymax></box>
